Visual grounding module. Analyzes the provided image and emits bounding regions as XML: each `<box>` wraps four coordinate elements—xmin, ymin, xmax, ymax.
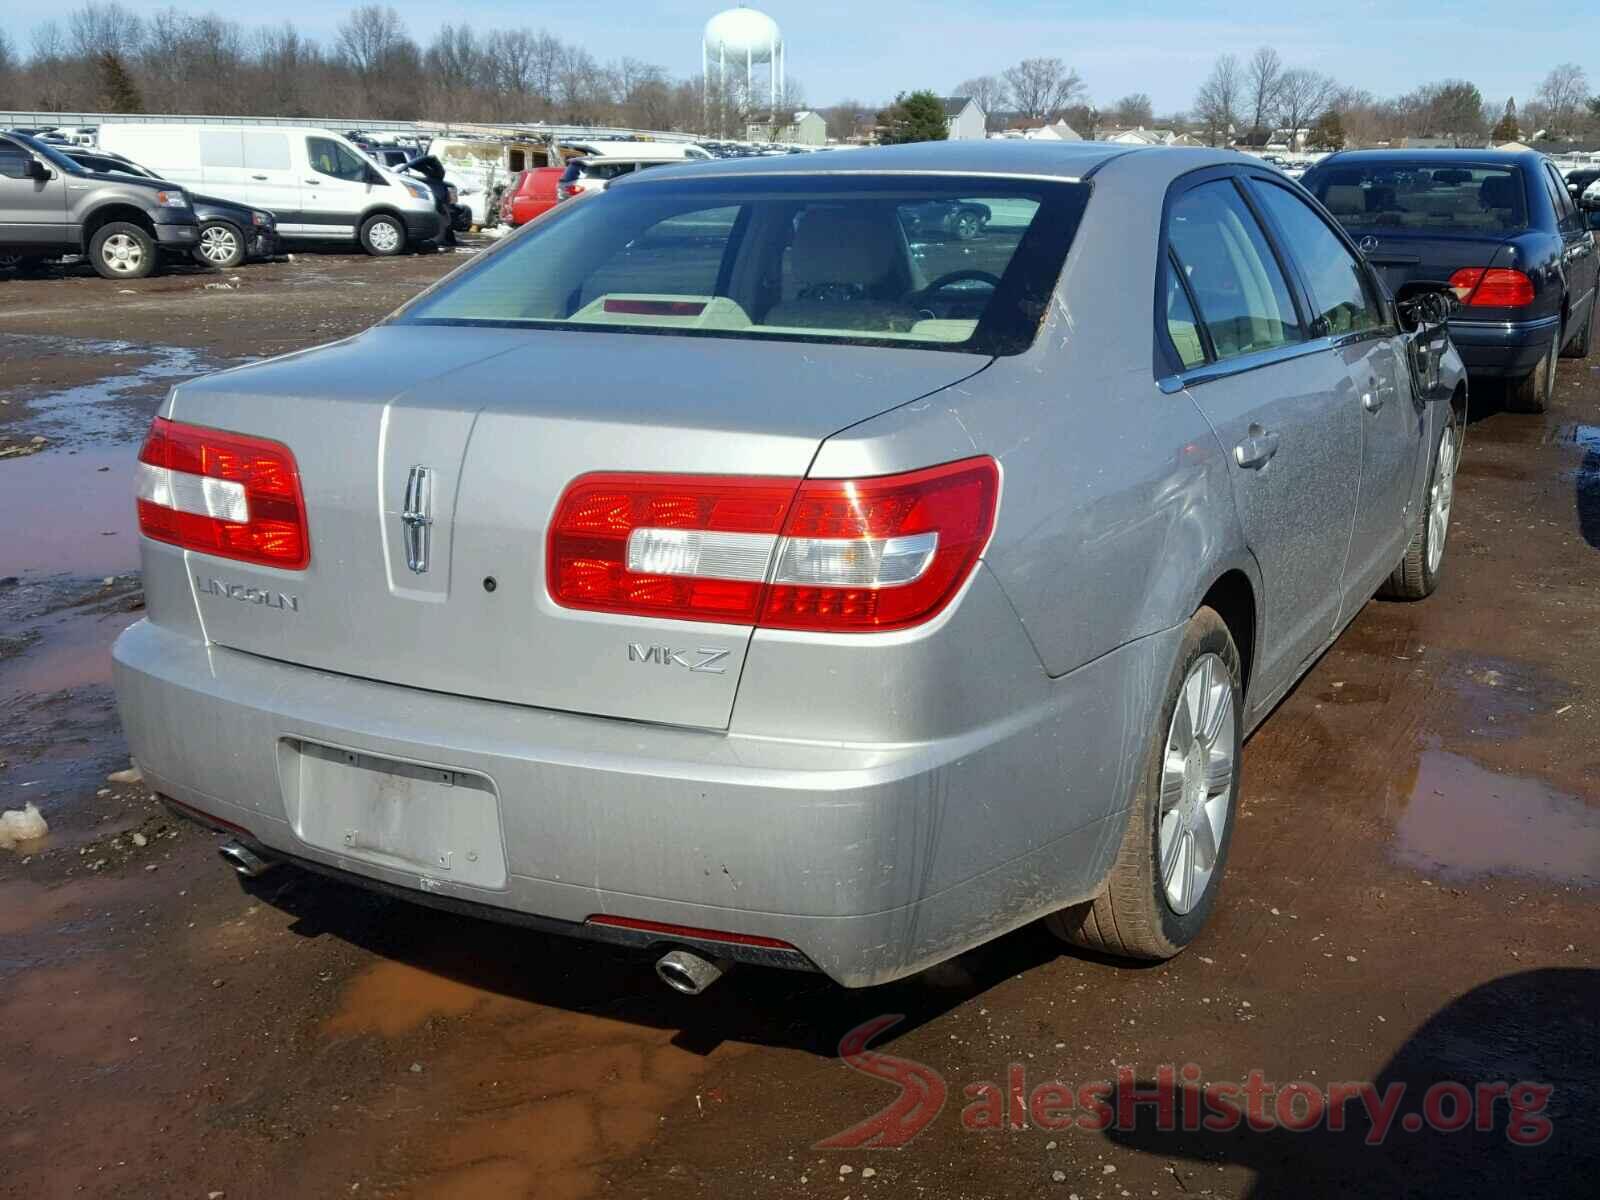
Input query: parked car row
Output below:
<box><xmin>1</xmin><ymin>123</ymin><xmax>456</xmax><ymax>279</ymax></box>
<box><xmin>115</xmin><ymin>140</ymin><xmax>1486</xmax><ymax>994</ymax></box>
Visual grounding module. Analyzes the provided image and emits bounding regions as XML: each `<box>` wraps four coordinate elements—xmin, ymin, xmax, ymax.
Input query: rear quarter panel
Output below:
<box><xmin>810</xmin><ymin>151</ymin><xmax>1249</xmax><ymax>681</ymax></box>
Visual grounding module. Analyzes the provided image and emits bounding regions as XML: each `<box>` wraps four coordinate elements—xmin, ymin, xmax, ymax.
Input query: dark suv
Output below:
<box><xmin>1302</xmin><ymin>149</ymin><xmax>1599</xmax><ymax>411</ymax></box>
<box><xmin>0</xmin><ymin>131</ymin><xmax>200</xmax><ymax>280</ymax></box>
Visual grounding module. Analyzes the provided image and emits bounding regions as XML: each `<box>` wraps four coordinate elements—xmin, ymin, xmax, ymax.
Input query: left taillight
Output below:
<box><xmin>135</xmin><ymin>417</ymin><xmax>310</xmax><ymax>569</ymax></box>
<box><xmin>547</xmin><ymin>456</ymin><xmax>999</xmax><ymax>633</ymax></box>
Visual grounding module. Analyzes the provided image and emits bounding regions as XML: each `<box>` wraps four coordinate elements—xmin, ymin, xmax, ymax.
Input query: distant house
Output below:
<box><xmin>1103</xmin><ymin>126</ymin><xmax>1176</xmax><ymax>146</ymax></box>
<box><xmin>939</xmin><ymin>97</ymin><xmax>987</xmax><ymax>141</ymax></box>
<box><xmin>748</xmin><ymin>110</ymin><xmax>827</xmax><ymax>146</ymax></box>
<box><xmin>994</xmin><ymin>117</ymin><xmax>1080</xmax><ymax>141</ymax></box>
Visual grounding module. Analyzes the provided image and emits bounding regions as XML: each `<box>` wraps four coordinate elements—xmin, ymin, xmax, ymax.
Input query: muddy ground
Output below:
<box><xmin>1</xmin><ymin>246</ymin><xmax>1596</xmax><ymax>1200</ymax></box>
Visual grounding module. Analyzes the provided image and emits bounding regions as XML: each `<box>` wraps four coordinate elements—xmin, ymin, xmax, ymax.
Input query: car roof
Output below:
<box><xmin>1311</xmin><ymin>148</ymin><xmax>1545</xmax><ymax>169</ymax></box>
<box><xmin>610</xmin><ymin>139</ymin><xmax>1246</xmax><ymax>187</ymax></box>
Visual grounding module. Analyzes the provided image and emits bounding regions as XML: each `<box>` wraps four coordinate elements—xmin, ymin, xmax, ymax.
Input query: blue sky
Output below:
<box><xmin>0</xmin><ymin>0</ymin><xmax>1586</xmax><ymax>111</ymax></box>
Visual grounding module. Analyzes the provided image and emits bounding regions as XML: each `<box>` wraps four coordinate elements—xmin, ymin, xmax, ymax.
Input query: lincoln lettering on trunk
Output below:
<box><xmin>195</xmin><ymin>576</ymin><xmax>300</xmax><ymax>612</ymax></box>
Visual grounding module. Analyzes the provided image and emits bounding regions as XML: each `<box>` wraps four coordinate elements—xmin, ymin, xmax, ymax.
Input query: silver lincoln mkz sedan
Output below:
<box><xmin>114</xmin><ymin>142</ymin><xmax>1464</xmax><ymax>990</ymax></box>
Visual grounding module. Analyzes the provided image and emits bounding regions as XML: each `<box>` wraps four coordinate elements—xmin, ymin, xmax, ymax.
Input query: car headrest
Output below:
<box><xmin>1323</xmin><ymin>185</ymin><xmax>1366</xmax><ymax>215</ymax></box>
<box><xmin>1478</xmin><ymin>174</ymin><xmax>1520</xmax><ymax>211</ymax></box>
<box><xmin>792</xmin><ymin>208</ymin><xmax>897</xmax><ymax>289</ymax></box>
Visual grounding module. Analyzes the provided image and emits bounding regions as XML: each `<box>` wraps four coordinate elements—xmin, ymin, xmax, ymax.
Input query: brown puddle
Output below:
<box><xmin>0</xmin><ymin>445</ymin><xmax>141</xmax><ymax>578</ymax></box>
<box><xmin>326</xmin><ymin>959</ymin><xmax>742</xmax><ymax>1200</ymax></box>
<box><xmin>1395</xmin><ymin>749</ymin><xmax>1600</xmax><ymax>885</ymax></box>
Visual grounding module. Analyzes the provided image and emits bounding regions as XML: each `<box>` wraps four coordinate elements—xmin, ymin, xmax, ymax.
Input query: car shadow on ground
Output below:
<box><xmin>241</xmin><ymin>861</ymin><xmax>1112</xmax><ymax>1058</ymax></box>
<box><xmin>1103</xmin><ymin>967</ymin><xmax>1600</xmax><ymax>1198</ymax></box>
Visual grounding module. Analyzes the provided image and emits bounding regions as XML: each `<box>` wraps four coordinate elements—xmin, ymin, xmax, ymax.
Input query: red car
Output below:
<box><xmin>500</xmin><ymin>167</ymin><xmax>563</xmax><ymax>227</ymax></box>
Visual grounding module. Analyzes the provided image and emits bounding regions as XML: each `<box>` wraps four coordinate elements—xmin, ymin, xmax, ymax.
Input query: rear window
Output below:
<box><xmin>1304</xmin><ymin>162</ymin><xmax>1528</xmax><ymax>233</ymax></box>
<box><xmin>398</xmin><ymin>174</ymin><xmax>1088</xmax><ymax>355</ymax></box>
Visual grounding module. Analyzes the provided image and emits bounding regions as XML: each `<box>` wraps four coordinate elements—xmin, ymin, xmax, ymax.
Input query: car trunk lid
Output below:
<box><xmin>165</xmin><ymin>325</ymin><xmax>987</xmax><ymax>729</ymax></box>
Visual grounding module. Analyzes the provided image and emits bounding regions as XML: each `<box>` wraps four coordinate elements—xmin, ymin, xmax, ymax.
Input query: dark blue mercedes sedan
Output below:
<box><xmin>1302</xmin><ymin>149</ymin><xmax>1598</xmax><ymax>411</ymax></box>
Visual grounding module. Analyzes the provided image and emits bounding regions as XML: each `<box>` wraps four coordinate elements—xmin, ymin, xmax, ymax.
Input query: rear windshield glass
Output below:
<box><xmin>397</xmin><ymin>174</ymin><xmax>1089</xmax><ymax>355</ymax></box>
<box><xmin>1304</xmin><ymin>162</ymin><xmax>1528</xmax><ymax>233</ymax></box>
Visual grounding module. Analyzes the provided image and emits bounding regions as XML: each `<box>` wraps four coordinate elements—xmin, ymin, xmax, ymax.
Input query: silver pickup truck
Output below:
<box><xmin>0</xmin><ymin>130</ymin><xmax>200</xmax><ymax>279</ymax></box>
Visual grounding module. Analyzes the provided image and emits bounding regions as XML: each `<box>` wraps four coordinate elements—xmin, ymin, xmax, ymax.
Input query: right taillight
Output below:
<box><xmin>761</xmin><ymin>458</ymin><xmax>1000</xmax><ymax>631</ymax></box>
<box><xmin>547</xmin><ymin>457</ymin><xmax>999</xmax><ymax>633</ymax></box>
<box><xmin>135</xmin><ymin>417</ymin><xmax>310</xmax><ymax>569</ymax></box>
<box><xmin>1449</xmin><ymin>267</ymin><xmax>1535</xmax><ymax>307</ymax></box>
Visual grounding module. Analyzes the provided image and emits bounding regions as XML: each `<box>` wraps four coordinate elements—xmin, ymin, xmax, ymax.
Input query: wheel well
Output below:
<box><xmin>81</xmin><ymin>205</ymin><xmax>155</xmax><ymax>249</ymax></box>
<box><xmin>362</xmin><ymin>206</ymin><xmax>407</xmax><ymax>229</ymax></box>
<box><xmin>1200</xmin><ymin>571</ymin><xmax>1256</xmax><ymax>699</ymax></box>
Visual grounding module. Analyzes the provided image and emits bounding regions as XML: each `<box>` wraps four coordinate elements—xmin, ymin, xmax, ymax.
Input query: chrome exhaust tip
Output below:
<box><xmin>655</xmin><ymin>949</ymin><xmax>728</xmax><ymax>996</ymax></box>
<box><xmin>218</xmin><ymin>840</ymin><xmax>276</xmax><ymax>878</ymax></box>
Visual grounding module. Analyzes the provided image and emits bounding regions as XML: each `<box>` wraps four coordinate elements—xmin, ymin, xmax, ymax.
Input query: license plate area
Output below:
<box><xmin>281</xmin><ymin>739</ymin><xmax>506</xmax><ymax>889</ymax></box>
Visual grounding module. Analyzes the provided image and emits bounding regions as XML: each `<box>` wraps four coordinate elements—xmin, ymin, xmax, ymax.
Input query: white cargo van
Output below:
<box><xmin>96</xmin><ymin>124</ymin><xmax>445</xmax><ymax>254</ymax></box>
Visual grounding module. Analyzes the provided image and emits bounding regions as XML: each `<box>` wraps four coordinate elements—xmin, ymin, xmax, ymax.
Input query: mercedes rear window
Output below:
<box><xmin>1305</xmin><ymin>162</ymin><xmax>1528</xmax><ymax>233</ymax></box>
<box><xmin>397</xmin><ymin>174</ymin><xmax>1089</xmax><ymax>356</ymax></box>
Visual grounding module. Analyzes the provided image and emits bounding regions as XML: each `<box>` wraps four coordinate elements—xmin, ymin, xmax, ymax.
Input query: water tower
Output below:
<box><xmin>703</xmin><ymin>5</ymin><xmax>784</xmax><ymax>111</ymax></box>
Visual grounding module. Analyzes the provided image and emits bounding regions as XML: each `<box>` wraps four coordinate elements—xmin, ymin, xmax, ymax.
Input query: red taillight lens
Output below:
<box><xmin>762</xmin><ymin>458</ymin><xmax>1000</xmax><ymax>631</ymax></box>
<box><xmin>548</xmin><ymin>473</ymin><xmax>797</xmax><ymax>622</ymax></box>
<box><xmin>1449</xmin><ymin>267</ymin><xmax>1535</xmax><ymax>307</ymax></box>
<box><xmin>547</xmin><ymin>457</ymin><xmax>999</xmax><ymax>632</ymax></box>
<box><xmin>135</xmin><ymin>417</ymin><xmax>310</xmax><ymax>569</ymax></box>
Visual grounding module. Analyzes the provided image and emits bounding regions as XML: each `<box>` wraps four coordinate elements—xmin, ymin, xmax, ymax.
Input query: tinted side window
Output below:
<box><xmin>1164</xmin><ymin>259</ymin><xmax>1207</xmax><ymax>368</ymax></box>
<box><xmin>0</xmin><ymin>145</ymin><xmax>34</xmax><ymax>179</ymax></box>
<box><xmin>199</xmin><ymin>132</ymin><xmax>243</xmax><ymax>169</ymax></box>
<box><xmin>1167</xmin><ymin>180</ymin><xmax>1303</xmax><ymax>361</ymax></box>
<box><xmin>308</xmin><ymin>137</ymin><xmax>367</xmax><ymax>182</ymax></box>
<box><xmin>1543</xmin><ymin>164</ymin><xmax>1577</xmax><ymax>230</ymax></box>
<box><xmin>1249</xmin><ymin>179</ymin><xmax>1384</xmax><ymax>336</ymax></box>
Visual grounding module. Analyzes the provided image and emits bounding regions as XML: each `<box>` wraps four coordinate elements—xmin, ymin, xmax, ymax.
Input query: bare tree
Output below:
<box><xmin>68</xmin><ymin>2</ymin><xmax>144</xmax><ymax>60</ymax></box>
<box><xmin>336</xmin><ymin>5</ymin><xmax>420</xmax><ymax>117</ymax></box>
<box><xmin>955</xmin><ymin>73</ymin><xmax>1008</xmax><ymax>122</ymax></box>
<box><xmin>1110</xmin><ymin>92</ymin><xmax>1154</xmax><ymax>127</ymax></box>
<box><xmin>1399</xmin><ymin>79</ymin><xmax>1485</xmax><ymax>145</ymax></box>
<box><xmin>1274</xmin><ymin>68</ymin><xmax>1334</xmax><ymax>147</ymax></box>
<box><xmin>1534</xmin><ymin>63</ymin><xmax>1589</xmax><ymax>138</ymax></box>
<box><xmin>1244</xmin><ymin>45</ymin><xmax>1284</xmax><ymax>135</ymax></box>
<box><xmin>1001</xmin><ymin>56</ymin><xmax>1084</xmax><ymax>120</ymax></box>
<box><xmin>1193</xmin><ymin>53</ymin><xmax>1242</xmax><ymax>146</ymax></box>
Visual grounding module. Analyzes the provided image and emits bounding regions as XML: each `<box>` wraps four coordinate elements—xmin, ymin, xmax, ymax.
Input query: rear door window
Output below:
<box><xmin>1166</xmin><ymin>179</ymin><xmax>1303</xmax><ymax>361</ymax></box>
<box><xmin>1543</xmin><ymin>163</ymin><xmax>1578</xmax><ymax>232</ymax></box>
<box><xmin>243</xmin><ymin>133</ymin><xmax>290</xmax><ymax>172</ymax></box>
<box><xmin>1248</xmin><ymin>178</ymin><xmax>1385</xmax><ymax>336</ymax></box>
<box><xmin>199</xmin><ymin>132</ymin><xmax>244</xmax><ymax>169</ymax></box>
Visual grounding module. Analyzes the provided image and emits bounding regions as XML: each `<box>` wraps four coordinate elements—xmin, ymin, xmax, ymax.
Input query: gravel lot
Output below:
<box><xmin>1</xmin><ymin>243</ymin><xmax>1596</xmax><ymax>1200</ymax></box>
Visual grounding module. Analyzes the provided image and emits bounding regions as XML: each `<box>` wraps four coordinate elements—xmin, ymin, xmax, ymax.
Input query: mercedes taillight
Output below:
<box><xmin>1449</xmin><ymin>267</ymin><xmax>1535</xmax><ymax>307</ymax></box>
<box><xmin>547</xmin><ymin>457</ymin><xmax>999</xmax><ymax>633</ymax></box>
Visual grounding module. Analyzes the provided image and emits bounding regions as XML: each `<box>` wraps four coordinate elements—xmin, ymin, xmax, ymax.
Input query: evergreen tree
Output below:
<box><xmin>1308</xmin><ymin>109</ymin><xmax>1346</xmax><ymax>151</ymax></box>
<box><xmin>96</xmin><ymin>51</ymin><xmax>143</xmax><ymax>113</ymax></box>
<box><xmin>1491</xmin><ymin>97</ymin><xmax>1519</xmax><ymax>143</ymax></box>
<box><xmin>877</xmin><ymin>91</ymin><xmax>949</xmax><ymax>145</ymax></box>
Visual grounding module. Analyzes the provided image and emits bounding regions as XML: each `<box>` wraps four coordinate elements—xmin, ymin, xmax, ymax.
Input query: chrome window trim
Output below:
<box><xmin>1158</xmin><ymin>334</ymin><xmax>1339</xmax><ymax>394</ymax></box>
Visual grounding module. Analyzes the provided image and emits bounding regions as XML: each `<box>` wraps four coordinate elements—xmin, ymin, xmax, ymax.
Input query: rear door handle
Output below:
<box><xmin>1234</xmin><ymin>428</ymin><xmax>1280</xmax><ymax>469</ymax></box>
<box><xmin>304</xmin><ymin>178</ymin><xmax>322</xmax><ymax>185</ymax></box>
<box><xmin>251</xmin><ymin>174</ymin><xmax>269</xmax><ymax>180</ymax></box>
<box><xmin>1363</xmin><ymin>378</ymin><xmax>1384</xmax><ymax>412</ymax></box>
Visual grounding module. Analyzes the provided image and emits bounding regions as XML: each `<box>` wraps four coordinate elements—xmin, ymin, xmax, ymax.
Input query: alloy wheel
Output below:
<box><xmin>199</xmin><ymin>226</ymin><xmax>239</xmax><ymax>265</ymax></box>
<box><xmin>102</xmin><ymin>233</ymin><xmax>144</xmax><ymax>275</ymax></box>
<box><xmin>369</xmin><ymin>220</ymin><xmax>401</xmax><ymax>253</ymax></box>
<box><xmin>1426</xmin><ymin>424</ymin><xmax>1457</xmax><ymax>575</ymax></box>
<box><xmin>1158</xmin><ymin>652</ymin><xmax>1236</xmax><ymax>915</ymax></box>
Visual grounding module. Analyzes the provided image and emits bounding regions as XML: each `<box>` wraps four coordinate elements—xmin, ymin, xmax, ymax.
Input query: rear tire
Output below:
<box><xmin>358</xmin><ymin>213</ymin><xmax>406</xmax><ymax>257</ymax></box>
<box><xmin>1561</xmin><ymin>300</ymin><xmax>1594</xmax><ymax>359</ymax></box>
<box><xmin>1378</xmin><ymin>405</ymin><xmax>1459</xmax><ymax>600</ymax></box>
<box><xmin>1046</xmin><ymin>607</ymin><xmax>1242</xmax><ymax>960</ymax></box>
<box><xmin>1507</xmin><ymin>325</ymin><xmax>1558</xmax><ymax>413</ymax></box>
<box><xmin>89</xmin><ymin>222</ymin><xmax>157</xmax><ymax>280</ymax></box>
<box><xmin>193</xmin><ymin>220</ymin><xmax>245</xmax><ymax>269</ymax></box>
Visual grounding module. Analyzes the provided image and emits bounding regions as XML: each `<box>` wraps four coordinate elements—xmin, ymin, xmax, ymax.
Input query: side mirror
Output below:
<box><xmin>27</xmin><ymin>158</ymin><xmax>50</xmax><ymax>181</ymax></box>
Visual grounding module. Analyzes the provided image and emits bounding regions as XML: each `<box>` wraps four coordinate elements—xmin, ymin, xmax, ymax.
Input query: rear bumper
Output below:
<box><xmin>1447</xmin><ymin>314</ymin><xmax>1560</xmax><ymax>377</ymax></box>
<box><xmin>112</xmin><ymin>616</ymin><xmax>1176</xmax><ymax>987</ymax></box>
